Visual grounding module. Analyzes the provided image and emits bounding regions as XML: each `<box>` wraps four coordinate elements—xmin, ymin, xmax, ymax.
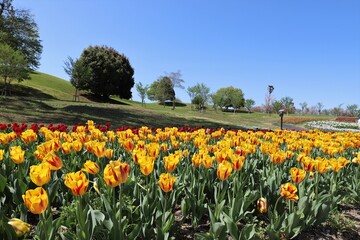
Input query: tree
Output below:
<box><xmin>209</xmin><ymin>93</ymin><xmax>221</xmax><ymax>112</ymax></box>
<box><xmin>0</xmin><ymin>0</ymin><xmax>42</xmax><ymax>69</ymax></box>
<box><xmin>166</xmin><ymin>70</ymin><xmax>184</xmax><ymax>110</ymax></box>
<box><xmin>63</xmin><ymin>56</ymin><xmax>91</xmax><ymax>101</ymax></box>
<box><xmin>346</xmin><ymin>104</ymin><xmax>358</xmax><ymax>116</ymax></box>
<box><xmin>272</xmin><ymin>100</ymin><xmax>283</xmax><ymax>114</ymax></box>
<box><xmin>265</xmin><ymin>85</ymin><xmax>275</xmax><ymax>114</ymax></box>
<box><xmin>187</xmin><ymin>83</ymin><xmax>210</xmax><ymax>110</ymax></box>
<box><xmin>212</xmin><ymin>86</ymin><xmax>245</xmax><ymax>112</ymax></box>
<box><xmin>244</xmin><ymin>99</ymin><xmax>255</xmax><ymax>113</ymax></box>
<box><xmin>0</xmin><ymin>43</ymin><xmax>29</xmax><ymax>96</ymax></box>
<box><xmin>316</xmin><ymin>102</ymin><xmax>324</xmax><ymax>115</ymax></box>
<box><xmin>147</xmin><ymin>76</ymin><xmax>174</xmax><ymax>107</ymax></box>
<box><xmin>78</xmin><ymin>45</ymin><xmax>135</xmax><ymax>99</ymax></box>
<box><xmin>299</xmin><ymin>102</ymin><xmax>308</xmax><ymax>115</ymax></box>
<box><xmin>280</xmin><ymin>96</ymin><xmax>295</xmax><ymax>114</ymax></box>
<box><xmin>135</xmin><ymin>82</ymin><xmax>149</xmax><ymax>106</ymax></box>
<box><xmin>331</xmin><ymin>104</ymin><xmax>343</xmax><ymax>116</ymax></box>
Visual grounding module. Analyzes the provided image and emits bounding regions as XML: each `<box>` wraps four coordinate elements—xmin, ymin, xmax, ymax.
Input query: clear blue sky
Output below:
<box><xmin>14</xmin><ymin>0</ymin><xmax>360</xmax><ymax>109</ymax></box>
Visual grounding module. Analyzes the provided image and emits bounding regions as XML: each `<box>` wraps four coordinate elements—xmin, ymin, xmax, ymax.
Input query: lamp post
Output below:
<box><xmin>278</xmin><ymin>109</ymin><xmax>285</xmax><ymax>130</ymax></box>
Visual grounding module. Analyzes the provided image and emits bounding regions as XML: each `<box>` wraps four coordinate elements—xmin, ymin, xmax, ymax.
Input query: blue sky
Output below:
<box><xmin>14</xmin><ymin>0</ymin><xmax>360</xmax><ymax>109</ymax></box>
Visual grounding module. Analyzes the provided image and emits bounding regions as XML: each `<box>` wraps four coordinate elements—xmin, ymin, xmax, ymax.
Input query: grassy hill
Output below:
<box><xmin>0</xmin><ymin>72</ymin><xmax>333</xmax><ymax>129</ymax></box>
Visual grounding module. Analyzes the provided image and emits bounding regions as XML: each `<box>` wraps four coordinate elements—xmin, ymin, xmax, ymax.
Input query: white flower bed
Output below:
<box><xmin>305</xmin><ymin>120</ymin><xmax>360</xmax><ymax>132</ymax></box>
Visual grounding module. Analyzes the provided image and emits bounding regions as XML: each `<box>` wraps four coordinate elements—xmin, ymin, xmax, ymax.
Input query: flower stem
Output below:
<box><xmin>118</xmin><ymin>184</ymin><xmax>123</xmax><ymax>239</ymax></box>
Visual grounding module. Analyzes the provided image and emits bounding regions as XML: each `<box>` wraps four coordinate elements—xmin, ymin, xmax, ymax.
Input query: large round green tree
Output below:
<box><xmin>79</xmin><ymin>45</ymin><xmax>135</xmax><ymax>99</ymax></box>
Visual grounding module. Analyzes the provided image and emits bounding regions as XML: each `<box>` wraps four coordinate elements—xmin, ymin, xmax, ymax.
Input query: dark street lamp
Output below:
<box><xmin>279</xmin><ymin>109</ymin><xmax>285</xmax><ymax>130</ymax></box>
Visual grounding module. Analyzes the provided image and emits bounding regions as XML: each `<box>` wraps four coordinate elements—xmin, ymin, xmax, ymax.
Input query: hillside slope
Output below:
<box><xmin>0</xmin><ymin>72</ymin><xmax>324</xmax><ymax>129</ymax></box>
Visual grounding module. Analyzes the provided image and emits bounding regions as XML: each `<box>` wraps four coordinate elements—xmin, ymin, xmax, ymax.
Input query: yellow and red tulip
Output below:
<box><xmin>280</xmin><ymin>182</ymin><xmax>299</xmax><ymax>201</ymax></box>
<box><xmin>158</xmin><ymin>173</ymin><xmax>176</xmax><ymax>192</ymax></box>
<box><xmin>64</xmin><ymin>171</ymin><xmax>89</xmax><ymax>196</ymax></box>
<box><xmin>103</xmin><ymin>160</ymin><xmax>130</xmax><ymax>187</ymax></box>
<box><xmin>30</xmin><ymin>163</ymin><xmax>51</xmax><ymax>186</ymax></box>
<box><xmin>22</xmin><ymin>187</ymin><xmax>49</xmax><ymax>214</ymax></box>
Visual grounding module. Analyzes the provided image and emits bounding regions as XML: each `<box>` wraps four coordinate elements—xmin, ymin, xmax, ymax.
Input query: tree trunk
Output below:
<box><xmin>172</xmin><ymin>96</ymin><xmax>175</xmax><ymax>110</ymax></box>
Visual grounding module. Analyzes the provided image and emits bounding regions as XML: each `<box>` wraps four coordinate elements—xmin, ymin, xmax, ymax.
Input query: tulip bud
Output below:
<box><xmin>257</xmin><ymin>197</ymin><xmax>268</xmax><ymax>213</ymax></box>
<box><xmin>8</xmin><ymin>218</ymin><xmax>31</xmax><ymax>237</ymax></box>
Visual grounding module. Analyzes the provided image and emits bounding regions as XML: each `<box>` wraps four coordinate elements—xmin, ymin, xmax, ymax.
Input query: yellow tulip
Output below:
<box><xmin>230</xmin><ymin>154</ymin><xmax>245</xmax><ymax>171</ymax></box>
<box><xmin>103</xmin><ymin>160</ymin><xmax>130</xmax><ymax>187</ymax></box>
<box><xmin>163</xmin><ymin>154</ymin><xmax>180</xmax><ymax>172</ymax></box>
<box><xmin>280</xmin><ymin>183</ymin><xmax>299</xmax><ymax>201</ymax></box>
<box><xmin>8</xmin><ymin>218</ymin><xmax>31</xmax><ymax>237</ymax></box>
<box><xmin>191</xmin><ymin>153</ymin><xmax>201</xmax><ymax>168</ymax></box>
<box><xmin>30</xmin><ymin>163</ymin><xmax>51</xmax><ymax>186</ymax></box>
<box><xmin>290</xmin><ymin>167</ymin><xmax>306</xmax><ymax>184</ymax></box>
<box><xmin>61</xmin><ymin>141</ymin><xmax>72</xmax><ymax>154</ymax></box>
<box><xmin>145</xmin><ymin>142</ymin><xmax>160</xmax><ymax>159</ymax></box>
<box><xmin>64</xmin><ymin>171</ymin><xmax>89</xmax><ymax>196</ymax></box>
<box><xmin>201</xmin><ymin>154</ymin><xmax>214</xmax><ymax>169</ymax></box>
<box><xmin>82</xmin><ymin>160</ymin><xmax>100</xmax><ymax>174</ymax></box>
<box><xmin>158</xmin><ymin>173</ymin><xmax>176</xmax><ymax>193</ymax></box>
<box><xmin>10</xmin><ymin>146</ymin><xmax>25</xmax><ymax>164</ymax></box>
<box><xmin>352</xmin><ymin>152</ymin><xmax>360</xmax><ymax>164</ymax></box>
<box><xmin>42</xmin><ymin>151</ymin><xmax>63</xmax><ymax>170</ymax></box>
<box><xmin>314</xmin><ymin>158</ymin><xmax>329</xmax><ymax>174</ymax></box>
<box><xmin>20</xmin><ymin>129</ymin><xmax>37</xmax><ymax>144</ymax></box>
<box><xmin>72</xmin><ymin>139</ymin><xmax>83</xmax><ymax>152</ymax></box>
<box><xmin>120</xmin><ymin>139</ymin><xmax>135</xmax><ymax>152</ymax></box>
<box><xmin>92</xmin><ymin>141</ymin><xmax>106</xmax><ymax>158</ymax></box>
<box><xmin>105</xmin><ymin>148</ymin><xmax>114</xmax><ymax>159</ymax></box>
<box><xmin>217</xmin><ymin>160</ymin><xmax>233</xmax><ymax>181</ymax></box>
<box><xmin>138</xmin><ymin>156</ymin><xmax>155</xmax><ymax>176</ymax></box>
<box><xmin>330</xmin><ymin>157</ymin><xmax>350</xmax><ymax>172</ymax></box>
<box><xmin>22</xmin><ymin>187</ymin><xmax>48</xmax><ymax>214</ymax></box>
<box><xmin>0</xmin><ymin>149</ymin><xmax>4</xmax><ymax>161</ymax></box>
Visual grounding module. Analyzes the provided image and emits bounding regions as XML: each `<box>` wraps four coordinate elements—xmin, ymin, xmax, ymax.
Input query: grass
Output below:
<box><xmin>0</xmin><ymin>72</ymin><xmax>335</xmax><ymax>129</ymax></box>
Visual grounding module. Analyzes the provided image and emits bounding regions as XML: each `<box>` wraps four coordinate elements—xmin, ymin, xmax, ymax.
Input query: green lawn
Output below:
<box><xmin>0</xmin><ymin>72</ymin><xmax>334</xmax><ymax>129</ymax></box>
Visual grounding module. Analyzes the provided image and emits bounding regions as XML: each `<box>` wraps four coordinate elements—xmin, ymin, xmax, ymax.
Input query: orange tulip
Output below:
<box><xmin>257</xmin><ymin>197</ymin><xmax>268</xmax><ymax>213</ymax></box>
<box><xmin>64</xmin><ymin>171</ymin><xmax>89</xmax><ymax>196</ymax></box>
<box><xmin>280</xmin><ymin>183</ymin><xmax>299</xmax><ymax>201</ymax></box>
<box><xmin>158</xmin><ymin>173</ymin><xmax>176</xmax><ymax>192</ymax></box>
<box><xmin>217</xmin><ymin>160</ymin><xmax>233</xmax><ymax>181</ymax></box>
<box><xmin>8</xmin><ymin>218</ymin><xmax>31</xmax><ymax>237</ymax></box>
<box><xmin>22</xmin><ymin>187</ymin><xmax>48</xmax><ymax>214</ymax></box>
<box><xmin>30</xmin><ymin>163</ymin><xmax>51</xmax><ymax>186</ymax></box>
<box><xmin>103</xmin><ymin>160</ymin><xmax>130</xmax><ymax>187</ymax></box>
<box><xmin>290</xmin><ymin>167</ymin><xmax>306</xmax><ymax>184</ymax></box>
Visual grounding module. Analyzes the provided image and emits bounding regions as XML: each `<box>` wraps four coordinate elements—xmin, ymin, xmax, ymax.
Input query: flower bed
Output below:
<box><xmin>0</xmin><ymin>120</ymin><xmax>359</xmax><ymax>239</ymax></box>
<box><xmin>335</xmin><ymin>117</ymin><xmax>357</xmax><ymax>123</ymax></box>
<box><xmin>306</xmin><ymin>120</ymin><xmax>360</xmax><ymax>132</ymax></box>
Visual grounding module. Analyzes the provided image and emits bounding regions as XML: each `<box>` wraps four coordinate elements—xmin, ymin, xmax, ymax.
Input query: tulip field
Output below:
<box><xmin>0</xmin><ymin>120</ymin><xmax>359</xmax><ymax>239</ymax></box>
